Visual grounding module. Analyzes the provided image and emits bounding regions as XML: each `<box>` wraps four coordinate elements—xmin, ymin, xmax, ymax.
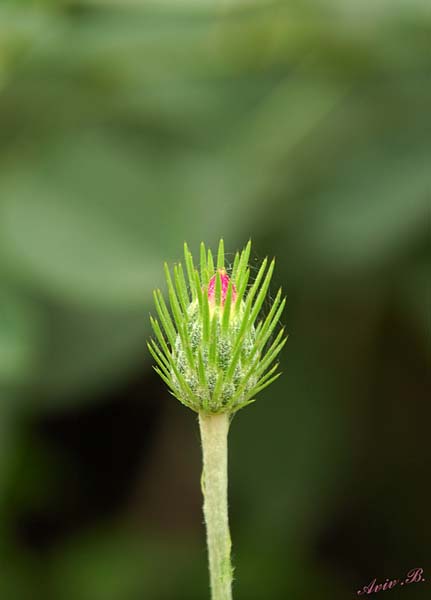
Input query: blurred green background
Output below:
<box><xmin>0</xmin><ymin>0</ymin><xmax>430</xmax><ymax>599</ymax></box>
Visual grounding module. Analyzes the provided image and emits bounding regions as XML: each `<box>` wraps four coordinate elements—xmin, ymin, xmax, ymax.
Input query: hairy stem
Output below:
<box><xmin>199</xmin><ymin>412</ymin><xmax>233</xmax><ymax>600</ymax></box>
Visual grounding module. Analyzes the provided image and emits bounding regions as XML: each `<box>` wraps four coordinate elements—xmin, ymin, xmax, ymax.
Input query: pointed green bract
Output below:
<box><xmin>255</xmin><ymin>296</ymin><xmax>286</xmax><ymax>354</ymax></box>
<box><xmin>164</xmin><ymin>262</ymin><xmax>184</xmax><ymax>324</ymax></box>
<box><xmin>202</xmin><ymin>290</ymin><xmax>210</xmax><ymax>345</ymax></box>
<box><xmin>209</xmin><ymin>313</ymin><xmax>218</xmax><ymax>366</ymax></box>
<box><xmin>217</xmin><ymin>239</ymin><xmax>225</xmax><ymax>270</ymax></box>
<box><xmin>149</xmin><ymin>239</ymin><xmax>286</xmax><ymax>414</ymax></box>
<box><xmin>200</xmin><ymin>242</ymin><xmax>209</xmax><ymax>286</ymax></box>
<box><xmin>249</xmin><ymin>259</ymin><xmax>275</xmax><ymax>325</ymax></box>
<box><xmin>215</xmin><ymin>269</ymin><xmax>222</xmax><ymax>307</ymax></box>
<box><xmin>222</xmin><ymin>280</ymin><xmax>233</xmax><ymax>334</ymax></box>
<box><xmin>235</xmin><ymin>239</ymin><xmax>251</xmax><ymax>288</ymax></box>
<box><xmin>153</xmin><ymin>289</ymin><xmax>176</xmax><ymax>346</ymax></box>
<box><xmin>235</xmin><ymin>268</ymin><xmax>250</xmax><ymax>310</ymax></box>
<box><xmin>174</xmin><ymin>264</ymin><xmax>189</xmax><ymax>315</ymax></box>
<box><xmin>251</xmin><ymin>371</ymin><xmax>282</xmax><ymax>397</ymax></box>
<box><xmin>194</xmin><ymin>267</ymin><xmax>204</xmax><ymax>309</ymax></box>
<box><xmin>231</xmin><ymin>251</ymin><xmax>240</xmax><ymax>281</ymax></box>
<box><xmin>184</xmin><ymin>242</ymin><xmax>196</xmax><ymax>300</ymax></box>
<box><xmin>207</xmin><ymin>248</ymin><xmax>215</xmax><ymax>277</ymax></box>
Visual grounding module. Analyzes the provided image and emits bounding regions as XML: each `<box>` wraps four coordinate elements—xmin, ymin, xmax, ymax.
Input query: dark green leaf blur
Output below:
<box><xmin>0</xmin><ymin>0</ymin><xmax>429</xmax><ymax>599</ymax></box>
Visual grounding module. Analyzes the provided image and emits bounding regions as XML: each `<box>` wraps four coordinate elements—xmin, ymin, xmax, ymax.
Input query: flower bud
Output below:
<box><xmin>148</xmin><ymin>239</ymin><xmax>286</xmax><ymax>415</ymax></box>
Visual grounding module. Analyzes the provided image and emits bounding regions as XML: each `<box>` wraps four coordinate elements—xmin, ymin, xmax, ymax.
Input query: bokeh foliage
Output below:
<box><xmin>0</xmin><ymin>1</ymin><xmax>430</xmax><ymax>599</ymax></box>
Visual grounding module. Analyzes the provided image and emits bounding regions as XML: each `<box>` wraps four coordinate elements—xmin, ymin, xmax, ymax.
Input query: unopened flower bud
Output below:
<box><xmin>148</xmin><ymin>239</ymin><xmax>286</xmax><ymax>415</ymax></box>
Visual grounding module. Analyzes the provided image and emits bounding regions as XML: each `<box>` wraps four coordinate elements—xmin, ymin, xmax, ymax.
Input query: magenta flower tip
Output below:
<box><xmin>207</xmin><ymin>269</ymin><xmax>237</xmax><ymax>306</ymax></box>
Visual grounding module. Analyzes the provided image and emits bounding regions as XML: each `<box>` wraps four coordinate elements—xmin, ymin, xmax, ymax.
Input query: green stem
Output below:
<box><xmin>199</xmin><ymin>412</ymin><xmax>233</xmax><ymax>600</ymax></box>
